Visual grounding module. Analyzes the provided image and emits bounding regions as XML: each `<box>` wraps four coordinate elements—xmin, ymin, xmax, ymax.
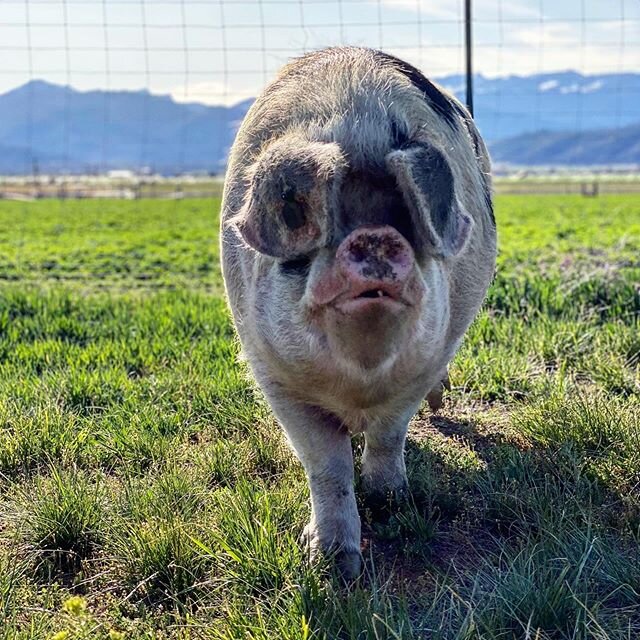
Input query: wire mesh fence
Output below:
<box><xmin>0</xmin><ymin>0</ymin><xmax>639</xmax><ymax>197</ymax></box>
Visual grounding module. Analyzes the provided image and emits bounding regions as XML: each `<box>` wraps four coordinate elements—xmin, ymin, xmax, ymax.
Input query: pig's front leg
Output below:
<box><xmin>266</xmin><ymin>392</ymin><xmax>361</xmax><ymax>579</ymax></box>
<box><xmin>360</xmin><ymin>403</ymin><xmax>421</xmax><ymax>511</ymax></box>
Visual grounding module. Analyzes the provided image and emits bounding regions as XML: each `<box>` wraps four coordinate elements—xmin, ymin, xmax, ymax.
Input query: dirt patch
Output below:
<box><xmin>409</xmin><ymin>403</ymin><xmax>530</xmax><ymax>459</ymax></box>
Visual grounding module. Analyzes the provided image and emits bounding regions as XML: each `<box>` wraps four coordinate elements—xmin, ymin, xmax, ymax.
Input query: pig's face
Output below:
<box><xmin>234</xmin><ymin>134</ymin><xmax>472</xmax><ymax>378</ymax></box>
<box><xmin>304</xmin><ymin>224</ymin><xmax>429</xmax><ymax>372</ymax></box>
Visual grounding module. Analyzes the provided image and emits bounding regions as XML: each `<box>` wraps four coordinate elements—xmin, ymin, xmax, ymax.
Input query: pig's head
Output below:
<box><xmin>234</xmin><ymin>133</ymin><xmax>473</xmax><ymax>377</ymax></box>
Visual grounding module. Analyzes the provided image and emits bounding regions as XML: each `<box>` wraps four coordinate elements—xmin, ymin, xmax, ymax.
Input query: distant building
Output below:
<box><xmin>107</xmin><ymin>170</ymin><xmax>135</xmax><ymax>180</ymax></box>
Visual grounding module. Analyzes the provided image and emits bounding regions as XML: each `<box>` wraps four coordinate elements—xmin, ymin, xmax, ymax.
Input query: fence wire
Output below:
<box><xmin>0</xmin><ymin>0</ymin><xmax>639</xmax><ymax>188</ymax></box>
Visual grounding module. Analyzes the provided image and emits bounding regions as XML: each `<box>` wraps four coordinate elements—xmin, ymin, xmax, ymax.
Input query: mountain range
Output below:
<box><xmin>0</xmin><ymin>80</ymin><xmax>252</xmax><ymax>175</ymax></box>
<box><xmin>490</xmin><ymin>122</ymin><xmax>640</xmax><ymax>166</ymax></box>
<box><xmin>1</xmin><ymin>70</ymin><xmax>639</xmax><ymax>174</ymax></box>
<box><xmin>438</xmin><ymin>70</ymin><xmax>640</xmax><ymax>143</ymax></box>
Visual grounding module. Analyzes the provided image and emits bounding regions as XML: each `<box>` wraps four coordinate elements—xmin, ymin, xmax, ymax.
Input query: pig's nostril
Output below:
<box><xmin>382</xmin><ymin>239</ymin><xmax>404</xmax><ymax>261</ymax></box>
<box><xmin>348</xmin><ymin>246</ymin><xmax>367</xmax><ymax>263</ymax></box>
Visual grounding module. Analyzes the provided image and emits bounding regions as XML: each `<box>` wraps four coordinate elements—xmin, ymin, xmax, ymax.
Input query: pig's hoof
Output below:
<box><xmin>426</xmin><ymin>387</ymin><xmax>443</xmax><ymax>412</ymax></box>
<box><xmin>301</xmin><ymin>524</ymin><xmax>362</xmax><ymax>582</ymax></box>
<box><xmin>362</xmin><ymin>482</ymin><xmax>409</xmax><ymax>521</ymax></box>
<box><xmin>334</xmin><ymin>549</ymin><xmax>362</xmax><ymax>582</ymax></box>
<box><xmin>426</xmin><ymin>374</ymin><xmax>451</xmax><ymax>413</ymax></box>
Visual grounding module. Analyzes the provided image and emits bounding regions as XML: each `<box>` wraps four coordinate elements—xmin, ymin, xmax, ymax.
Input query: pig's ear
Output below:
<box><xmin>386</xmin><ymin>142</ymin><xmax>472</xmax><ymax>259</ymax></box>
<box><xmin>234</xmin><ymin>137</ymin><xmax>346</xmax><ymax>259</ymax></box>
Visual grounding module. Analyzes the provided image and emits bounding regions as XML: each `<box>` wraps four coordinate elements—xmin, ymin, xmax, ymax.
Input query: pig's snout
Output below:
<box><xmin>336</xmin><ymin>225</ymin><xmax>414</xmax><ymax>302</ymax></box>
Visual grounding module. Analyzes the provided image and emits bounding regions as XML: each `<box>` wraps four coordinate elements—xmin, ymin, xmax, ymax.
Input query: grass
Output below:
<box><xmin>0</xmin><ymin>194</ymin><xmax>638</xmax><ymax>638</ymax></box>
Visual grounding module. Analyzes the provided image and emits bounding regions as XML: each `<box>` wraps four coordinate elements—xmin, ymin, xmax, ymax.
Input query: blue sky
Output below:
<box><xmin>1</xmin><ymin>0</ymin><xmax>638</xmax><ymax>104</ymax></box>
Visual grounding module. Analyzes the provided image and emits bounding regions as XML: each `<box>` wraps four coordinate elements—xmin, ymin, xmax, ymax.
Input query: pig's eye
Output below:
<box><xmin>280</xmin><ymin>255</ymin><xmax>311</xmax><ymax>276</ymax></box>
<box><xmin>281</xmin><ymin>187</ymin><xmax>306</xmax><ymax>230</ymax></box>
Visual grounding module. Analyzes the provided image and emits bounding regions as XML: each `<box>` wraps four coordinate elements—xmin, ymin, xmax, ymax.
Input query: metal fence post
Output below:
<box><xmin>465</xmin><ymin>0</ymin><xmax>474</xmax><ymax>117</ymax></box>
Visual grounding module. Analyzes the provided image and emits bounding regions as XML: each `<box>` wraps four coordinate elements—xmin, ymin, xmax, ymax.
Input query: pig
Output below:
<box><xmin>220</xmin><ymin>47</ymin><xmax>497</xmax><ymax>579</ymax></box>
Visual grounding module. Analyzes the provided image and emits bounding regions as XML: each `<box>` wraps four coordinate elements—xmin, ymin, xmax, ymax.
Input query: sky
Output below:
<box><xmin>1</xmin><ymin>0</ymin><xmax>639</xmax><ymax>105</ymax></box>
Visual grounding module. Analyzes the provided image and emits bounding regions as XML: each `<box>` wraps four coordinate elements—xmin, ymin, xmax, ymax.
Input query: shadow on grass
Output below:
<box><xmin>364</xmin><ymin>404</ymin><xmax>639</xmax><ymax>582</ymax></box>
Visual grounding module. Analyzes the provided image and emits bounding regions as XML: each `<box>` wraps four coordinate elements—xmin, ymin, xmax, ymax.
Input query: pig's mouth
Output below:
<box><xmin>358</xmin><ymin>288</ymin><xmax>391</xmax><ymax>299</ymax></box>
<box><xmin>332</xmin><ymin>281</ymin><xmax>407</xmax><ymax>313</ymax></box>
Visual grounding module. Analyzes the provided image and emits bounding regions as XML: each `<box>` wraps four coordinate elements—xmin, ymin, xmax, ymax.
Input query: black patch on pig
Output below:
<box><xmin>483</xmin><ymin>187</ymin><xmax>495</xmax><ymax>226</ymax></box>
<box><xmin>454</xmin><ymin>116</ymin><xmax>496</xmax><ymax>227</ymax></box>
<box><xmin>464</xmin><ymin>119</ymin><xmax>482</xmax><ymax>157</ymax></box>
<box><xmin>461</xmin><ymin>122</ymin><xmax>494</xmax><ymax>226</ymax></box>
<box><xmin>452</xmin><ymin>106</ymin><xmax>482</xmax><ymax>159</ymax></box>
<box><xmin>281</xmin><ymin>187</ymin><xmax>306</xmax><ymax>230</ymax></box>
<box><xmin>390</xmin><ymin>118</ymin><xmax>410</xmax><ymax>149</ymax></box>
<box><xmin>372</xmin><ymin>50</ymin><xmax>458</xmax><ymax>129</ymax></box>
<box><xmin>280</xmin><ymin>255</ymin><xmax>311</xmax><ymax>277</ymax></box>
<box><xmin>406</xmin><ymin>144</ymin><xmax>456</xmax><ymax>242</ymax></box>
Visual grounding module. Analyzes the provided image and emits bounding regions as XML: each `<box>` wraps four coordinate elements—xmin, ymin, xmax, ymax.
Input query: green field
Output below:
<box><xmin>0</xmin><ymin>195</ymin><xmax>638</xmax><ymax>639</ymax></box>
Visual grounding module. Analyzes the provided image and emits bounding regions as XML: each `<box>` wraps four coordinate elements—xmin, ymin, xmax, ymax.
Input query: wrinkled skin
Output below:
<box><xmin>221</xmin><ymin>47</ymin><xmax>497</xmax><ymax>579</ymax></box>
